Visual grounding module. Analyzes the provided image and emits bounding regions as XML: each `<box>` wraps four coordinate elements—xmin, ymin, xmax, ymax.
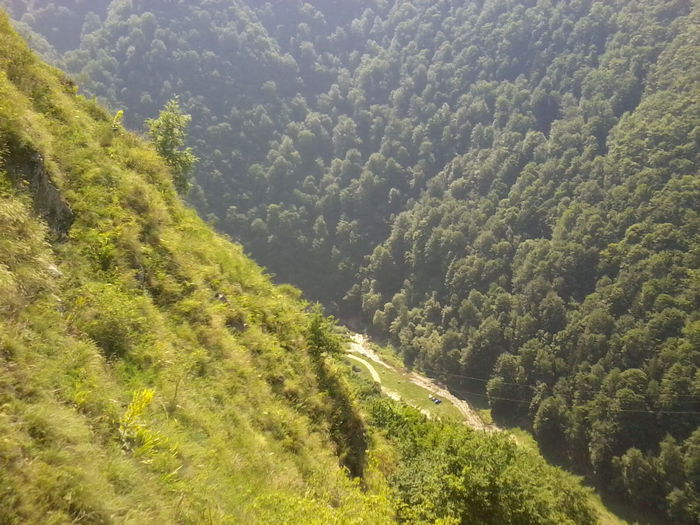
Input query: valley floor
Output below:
<box><xmin>347</xmin><ymin>334</ymin><xmax>494</xmax><ymax>431</ymax></box>
<box><xmin>345</xmin><ymin>332</ymin><xmax>631</xmax><ymax>525</ymax></box>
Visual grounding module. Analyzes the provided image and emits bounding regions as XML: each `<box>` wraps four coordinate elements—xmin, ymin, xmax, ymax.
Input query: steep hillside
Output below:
<box><xmin>0</xmin><ymin>12</ymin><xmax>605</xmax><ymax>524</ymax></box>
<box><xmin>359</xmin><ymin>8</ymin><xmax>700</xmax><ymax>523</ymax></box>
<box><xmin>0</xmin><ymin>13</ymin><xmax>393</xmax><ymax>523</ymax></box>
<box><xmin>5</xmin><ymin>1</ymin><xmax>699</xmax><ymax>522</ymax></box>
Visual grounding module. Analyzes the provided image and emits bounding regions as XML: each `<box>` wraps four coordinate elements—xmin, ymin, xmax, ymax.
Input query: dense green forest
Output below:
<box><xmin>4</xmin><ymin>1</ymin><xmax>699</xmax><ymax>522</ymax></box>
<box><xmin>0</xmin><ymin>11</ymin><xmax>602</xmax><ymax>524</ymax></box>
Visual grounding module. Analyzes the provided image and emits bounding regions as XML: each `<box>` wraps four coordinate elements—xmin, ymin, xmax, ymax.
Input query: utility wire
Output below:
<box><xmin>419</xmin><ymin>367</ymin><xmax>536</xmax><ymax>388</ymax></box>
<box><xmin>347</xmin><ymin>355</ymin><xmax>700</xmax><ymax>413</ymax></box>
<box><xmin>418</xmin><ymin>366</ymin><xmax>700</xmax><ymax>399</ymax></box>
<box><xmin>443</xmin><ymin>385</ymin><xmax>700</xmax><ymax>415</ymax></box>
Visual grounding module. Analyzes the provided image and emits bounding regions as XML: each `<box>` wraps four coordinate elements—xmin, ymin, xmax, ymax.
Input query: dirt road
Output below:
<box><xmin>346</xmin><ymin>353</ymin><xmax>381</xmax><ymax>382</ymax></box>
<box><xmin>348</xmin><ymin>334</ymin><xmax>496</xmax><ymax>432</ymax></box>
<box><xmin>346</xmin><ymin>352</ymin><xmax>432</xmax><ymax>417</ymax></box>
<box><xmin>349</xmin><ymin>334</ymin><xmax>391</xmax><ymax>369</ymax></box>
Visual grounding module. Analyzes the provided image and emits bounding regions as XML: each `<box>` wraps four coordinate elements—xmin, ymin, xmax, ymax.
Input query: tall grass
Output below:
<box><xmin>0</xmin><ymin>13</ymin><xmax>394</xmax><ymax>523</ymax></box>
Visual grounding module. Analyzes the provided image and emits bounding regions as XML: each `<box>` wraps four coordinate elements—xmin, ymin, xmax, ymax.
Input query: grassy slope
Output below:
<box><xmin>0</xmin><ymin>11</ymin><xmax>618</xmax><ymax>524</ymax></box>
<box><xmin>0</xmin><ymin>12</ymin><xmax>393</xmax><ymax>524</ymax></box>
<box><xmin>343</xmin><ymin>354</ymin><xmax>464</xmax><ymax>421</ymax></box>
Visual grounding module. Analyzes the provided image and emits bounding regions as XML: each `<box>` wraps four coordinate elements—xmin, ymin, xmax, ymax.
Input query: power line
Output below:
<box><xmin>448</xmin><ymin>386</ymin><xmax>529</xmax><ymax>404</ymax></box>
<box><xmin>418</xmin><ymin>366</ymin><xmax>700</xmax><ymax>399</ymax></box>
<box><xmin>617</xmin><ymin>409</ymin><xmax>700</xmax><ymax>415</ymax></box>
<box><xmin>444</xmin><ymin>385</ymin><xmax>700</xmax><ymax>415</ymax></box>
<box><xmin>419</xmin><ymin>366</ymin><xmax>535</xmax><ymax>389</ymax></box>
<box><xmin>346</xmin><ymin>355</ymin><xmax>700</xmax><ymax>414</ymax></box>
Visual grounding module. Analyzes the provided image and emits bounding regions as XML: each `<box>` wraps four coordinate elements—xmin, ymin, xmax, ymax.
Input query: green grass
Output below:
<box><xmin>344</xmin><ymin>355</ymin><xmax>465</xmax><ymax>421</ymax></box>
<box><xmin>365</xmin><ymin>340</ymin><xmax>496</xmax><ymax>415</ymax></box>
<box><xmin>365</xmin><ymin>341</ymin><xmax>405</xmax><ymax>370</ymax></box>
<box><xmin>589</xmin><ymin>494</ymin><xmax>630</xmax><ymax>525</ymax></box>
<box><xmin>478</xmin><ymin>408</ymin><xmax>494</xmax><ymax>425</ymax></box>
<box><xmin>0</xmin><ymin>14</ymin><xmax>395</xmax><ymax>523</ymax></box>
<box><xmin>506</xmin><ymin>427</ymin><xmax>541</xmax><ymax>452</ymax></box>
<box><xmin>375</xmin><ymin>364</ymin><xmax>464</xmax><ymax>420</ymax></box>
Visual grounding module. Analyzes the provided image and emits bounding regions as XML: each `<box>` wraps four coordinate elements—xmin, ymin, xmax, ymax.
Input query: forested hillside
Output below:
<box><xmin>5</xmin><ymin>1</ymin><xmax>699</xmax><ymax>522</ymax></box>
<box><xmin>0</xmin><ymin>10</ymin><xmax>604</xmax><ymax>524</ymax></box>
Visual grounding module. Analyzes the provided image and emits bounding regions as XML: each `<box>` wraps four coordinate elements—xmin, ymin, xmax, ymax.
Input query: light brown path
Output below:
<box><xmin>346</xmin><ymin>353</ymin><xmax>381</xmax><ymax>382</ymax></box>
<box><xmin>346</xmin><ymin>353</ymin><xmax>403</xmax><ymax>404</ymax></box>
<box><xmin>348</xmin><ymin>334</ymin><xmax>497</xmax><ymax>431</ymax></box>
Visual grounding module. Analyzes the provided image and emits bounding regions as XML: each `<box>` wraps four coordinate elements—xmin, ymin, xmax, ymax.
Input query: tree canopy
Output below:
<box><xmin>7</xmin><ymin>1</ymin><xmax>699</xmax><ymax>521</ymax></box>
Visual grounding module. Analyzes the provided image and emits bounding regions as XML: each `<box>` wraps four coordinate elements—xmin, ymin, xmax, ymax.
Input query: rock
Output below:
<box><xmin>46</xmin><ymin>264</ymin><xmax>63</xmax><ymax>278</ymax></box>
<box><xmin>24</xmin><ymin>152</ymin><xmax>74</xmax><ymax>239</ymax></box>
<box><xmin>6</xmin><ymin>144</ymin><xmax>74</xmax><ymax>239</ymax></box>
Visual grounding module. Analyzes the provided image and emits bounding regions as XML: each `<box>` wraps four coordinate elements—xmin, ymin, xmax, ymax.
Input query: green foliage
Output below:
<box><xmin>366</xmin><ymin>397</ymin><xmax>597</xmax><ymax>525</ymax></box>
<box><xmin>10</xmin><ymin>0</ymin><xmax>700</xmax><ymax>520</ymax></box>
<box><xmin>0</xmin><ymin>14</ymin><xmax>396</xmax><ymax>523</ymax></box>
<box><xmin>118</xmin><ymin>387</ymin><xmax>178</xmax><ymax>474</ymax></box>
<box><xmin>70</xmin><ymin>282</ymin><xmax>149</xmax><ymax>359</ymax></box>
<box><xmin>146</xmin><ymin>97</ymin><xmax>197</xmax><ymax>194</ymax></box>
<box><xmin>307</xmin><ymin>308</ymin><xmax>343</xmax><ymax>357</ymax></box>
<box><xmin>111</xmin><ymin>109</ymin><xmax>123</xmax><ymax>131</ymax></box>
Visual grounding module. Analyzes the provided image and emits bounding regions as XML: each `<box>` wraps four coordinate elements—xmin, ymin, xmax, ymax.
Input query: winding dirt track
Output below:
<box><xmin>348</xmin><ymin>334</ymin><xmax>496</xmax><ymax>432</ymax></box>
<box><xmin>346</xmin><ymin>354</ymin><xmax>403</xmax><ymax>403</ymax></box>
<box><xmin>346</xmin><ymin>353</ymin><xmax>381</xmax><ymax>382</ymax></box>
